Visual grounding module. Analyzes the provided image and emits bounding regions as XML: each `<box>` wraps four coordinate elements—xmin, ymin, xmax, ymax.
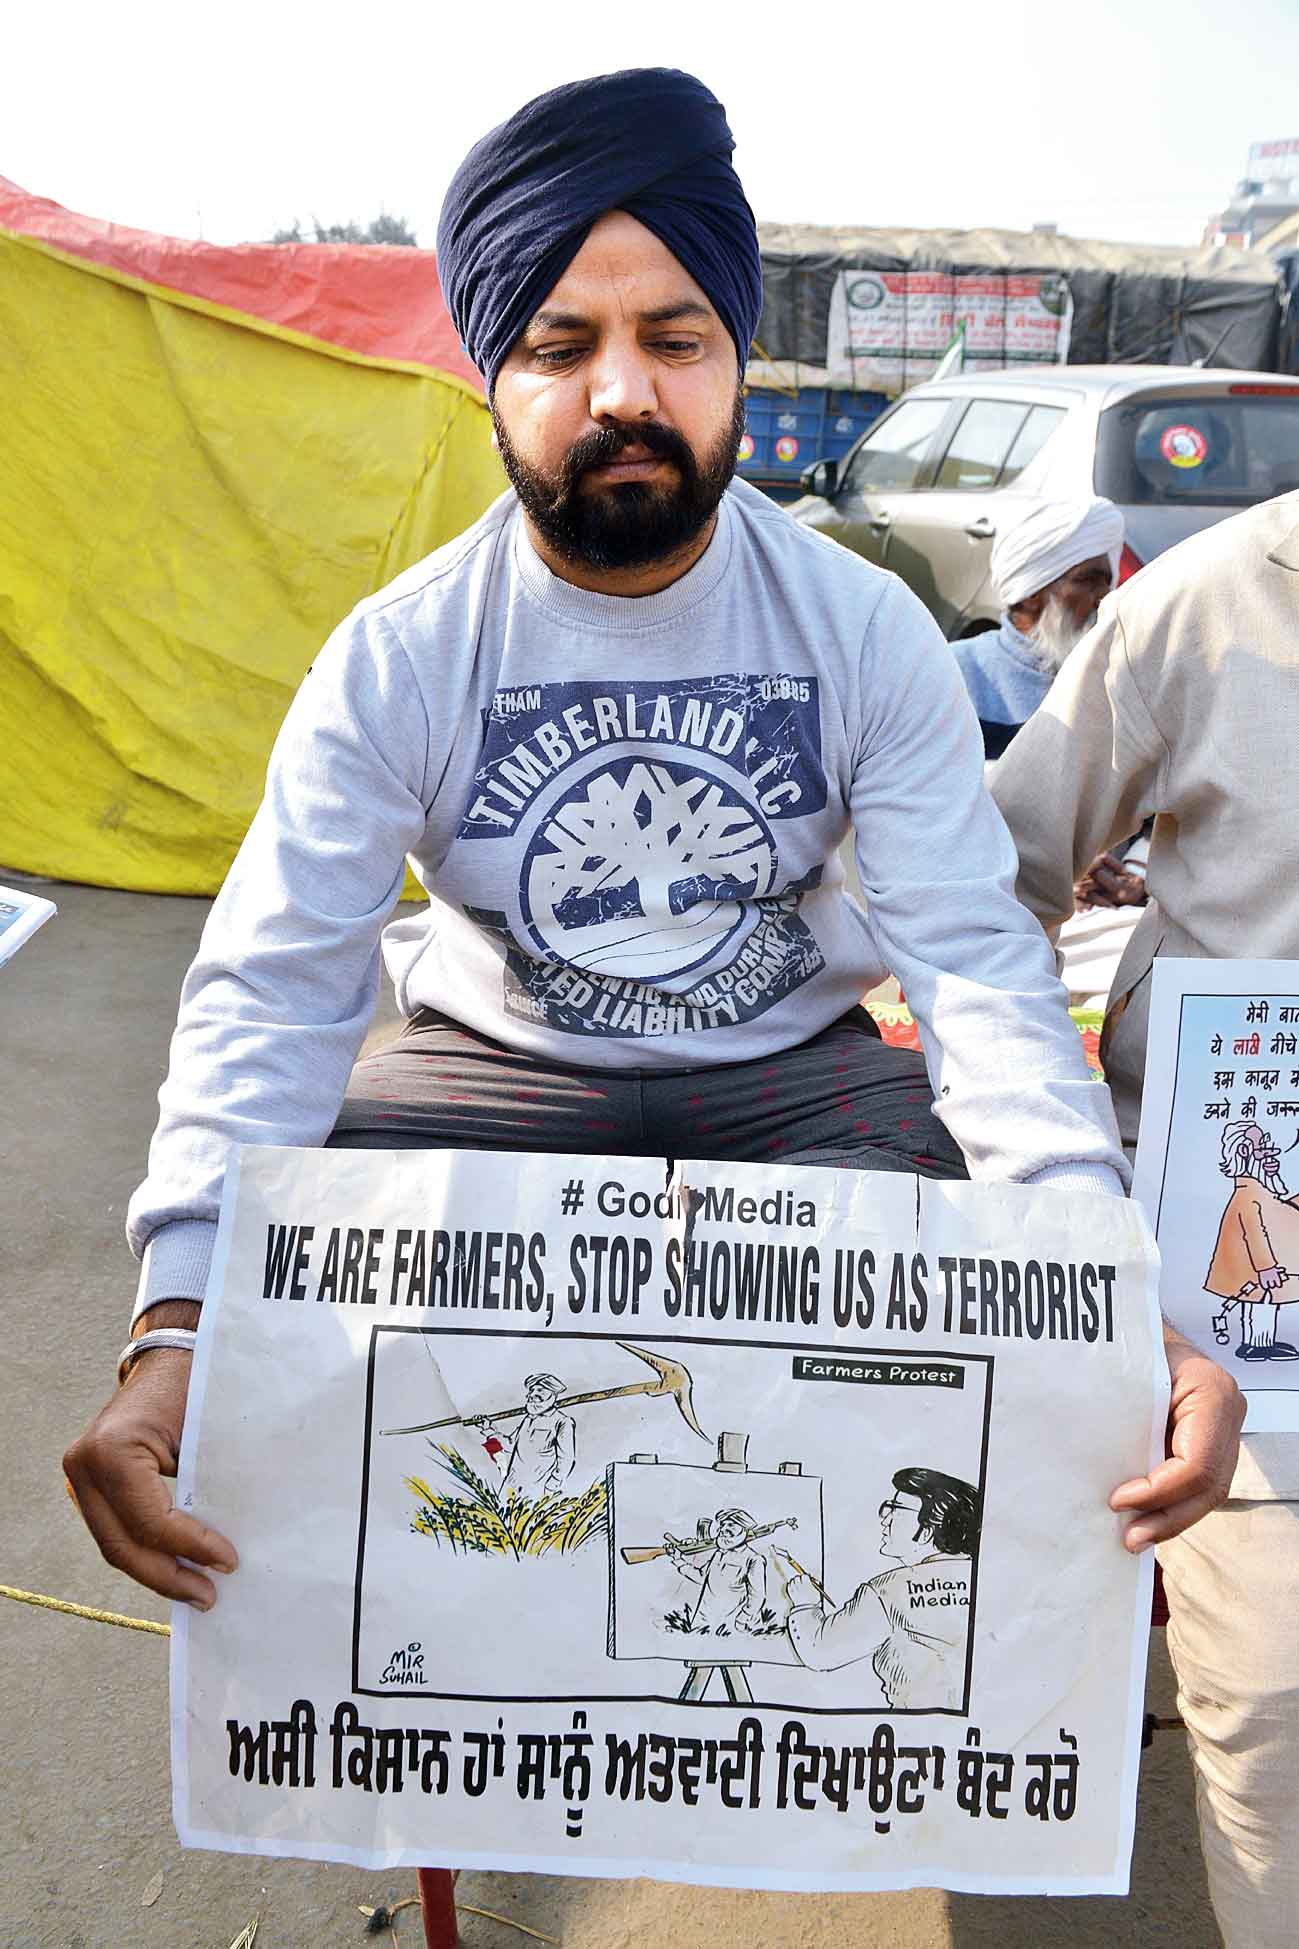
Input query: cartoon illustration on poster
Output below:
<box><xmin>355</xmin><ymin>1329</ymin><xmax>988</xmax><ymax>1716</ymax></box>
<box><xmin>1133</xmin><ymin>958</ymin><xmax>1299</xmax><ymax>1424</ymax></box>
<box><xmin>174</xmin><ymin>1146</ymin><xmax>1163</xmax><ymax>1894</ymax></box>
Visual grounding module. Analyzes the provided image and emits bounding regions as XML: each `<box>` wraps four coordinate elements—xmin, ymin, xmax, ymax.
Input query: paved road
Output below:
<box><xmin>1</xmin><ymin>878</ymin><xmax>1220</xmax><ymax>1946</ymax></box>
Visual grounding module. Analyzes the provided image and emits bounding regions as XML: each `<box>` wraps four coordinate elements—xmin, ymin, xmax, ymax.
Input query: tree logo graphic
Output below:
<box><xmin>520</xmin><ymin>757</ymin><xmax>778</xmax><ymax>980</ymax></box>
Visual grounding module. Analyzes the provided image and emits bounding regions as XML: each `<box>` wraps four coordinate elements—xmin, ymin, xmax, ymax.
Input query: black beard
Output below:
<box><xmin>493</xmin><ymin>391</ymin><xmax>746</xmax><ymax>573</ymax></box>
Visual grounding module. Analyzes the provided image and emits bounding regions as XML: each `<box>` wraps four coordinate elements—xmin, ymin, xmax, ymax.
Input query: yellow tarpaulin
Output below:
<box><xmin>0</xmin><ymin>230</ymin><xmax>504</xmax><ymax>893</ymax></box>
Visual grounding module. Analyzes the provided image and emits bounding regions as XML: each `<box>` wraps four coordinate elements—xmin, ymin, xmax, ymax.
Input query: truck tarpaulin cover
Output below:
<box><xmin>0</xmin><ymin>179</ymin><xmax>504</xmax><ymax>895</ymax></box>
<box><xmin>1279</xmin><ymin>251</ymin><xmax>1299</xmax><ymax>376</ymax></box>
<box><xmin>749</xmin><ymin>223</ymin><xmax>1282</xmax><ymax>392</ymax></box>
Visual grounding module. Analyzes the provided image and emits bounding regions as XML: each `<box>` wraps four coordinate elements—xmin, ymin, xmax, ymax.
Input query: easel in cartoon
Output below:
<box><xmin>621</xmin><ymin>1430</ymin><xmax>812</xmax><ymax>1702</ymax></box>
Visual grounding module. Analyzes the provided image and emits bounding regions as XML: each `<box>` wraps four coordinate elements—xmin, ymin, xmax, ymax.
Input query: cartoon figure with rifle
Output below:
<box><xmin>623</xmin><ymin>1507</ymin><xmax>797</xmax><ymax>1635</ymax></box>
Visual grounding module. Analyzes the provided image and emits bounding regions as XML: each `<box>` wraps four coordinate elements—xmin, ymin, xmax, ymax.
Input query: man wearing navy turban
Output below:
<box><xmin>71</xmin><ymin>70</ymin><xmax>1241</xmax><ymax>1622</ymax></box>
<box><xmin>436</xmin><ymin>69</ymin><xmax>763</xmax><ymax>400</ymax></box>
<box><xmin>436</xmin><ymin>68</ymin><xmax>763</xmax><ymax>583</ymax></box>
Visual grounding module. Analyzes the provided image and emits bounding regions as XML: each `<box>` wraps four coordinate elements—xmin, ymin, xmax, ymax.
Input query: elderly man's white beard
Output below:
<box><xmin>1025</xmin><ymin>595</ymin><xmax>1096</xmax><ymax>674</ymax></box>
<box><xmin>1237</xmin><ymin>1147</ymin><xmax>1291</xmax><ymax>1200</ymax></box>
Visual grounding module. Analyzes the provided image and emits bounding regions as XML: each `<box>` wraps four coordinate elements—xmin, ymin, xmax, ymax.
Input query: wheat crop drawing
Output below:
<box><xmin>407</xmin><ymin>1444</ymin><xmax>608</xmax><ymax>1559</ymax></box>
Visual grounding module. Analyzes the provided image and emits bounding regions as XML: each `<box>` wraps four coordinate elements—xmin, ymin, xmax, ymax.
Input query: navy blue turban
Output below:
<box><xmin>435</xmin><ymin>68</ymin><xmax>763</xmax><ymax>394</ymax></box>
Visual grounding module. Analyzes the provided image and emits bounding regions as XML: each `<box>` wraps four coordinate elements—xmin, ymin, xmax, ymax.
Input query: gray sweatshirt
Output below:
<box><xmin>129</xmin><ymin>480</ymin><xmax>1125</xmax><ymax>1315</ymax></box>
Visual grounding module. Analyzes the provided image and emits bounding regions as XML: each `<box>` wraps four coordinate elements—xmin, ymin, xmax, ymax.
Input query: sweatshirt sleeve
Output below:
<box><xmin>849</xmin><ymin>578</ymin><xmax>1127</xmax><ymax>1194</ymax></box>
<box><xmin>988</xmin><ymin>601</ymin><xmax>1169</xmax><ymax>940</ymax></box>
<box><xmin>125</xmin><ymin>606</ymin><xmax>434</xmax><ymax>1318</ymax></box>
<box><xmin>787</xmin><ymin>1583</ymin><xmax>888</xmax><ymax>1673</ymax></box>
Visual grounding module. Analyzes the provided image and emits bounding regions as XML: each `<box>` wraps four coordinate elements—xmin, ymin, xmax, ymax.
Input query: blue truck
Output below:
<box><xmin>738</xmin><ymin>385</ymin><xmax>888</xmax><ymax>502</ymax></box>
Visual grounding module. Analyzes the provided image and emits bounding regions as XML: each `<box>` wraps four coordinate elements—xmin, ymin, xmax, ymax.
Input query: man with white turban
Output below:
<box><xmin>953</xmin><ymin>496</ymin><xmax>1124</xmax><ymax>760</ymax></box>
<box><xmin>959</xmin><ymin>495</ymin><xmax>1147</xmax><ymax>1010</ymax></box>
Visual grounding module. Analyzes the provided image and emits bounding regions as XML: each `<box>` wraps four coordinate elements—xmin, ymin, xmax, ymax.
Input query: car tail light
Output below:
<box><xmin>1229</xmin><ymin>382</ymin><xmax>1299</xmax><ymax>395</ymax></box>
<box><xmin>1118</xmin><ymin>543</ymin><xmax>1144</xmax><ymax>584</ymax></box>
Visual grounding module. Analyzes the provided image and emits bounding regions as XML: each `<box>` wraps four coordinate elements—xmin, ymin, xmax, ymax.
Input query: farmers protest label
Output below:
<box><xmin>173</xmin><ymin>1149</ymin><xmax>1163</xmax><ymax>1894</ymax></box>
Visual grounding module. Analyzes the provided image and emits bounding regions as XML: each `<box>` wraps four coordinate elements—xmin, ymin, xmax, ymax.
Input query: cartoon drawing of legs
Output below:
<box><xmin>1204</xmin><ymin>1122</ymin><xmax>1299</xmax><ymax>1362</ymax></box>
<box><xmin>1208</xmin><ymin>1286</ymin><xmax>1297</xmax><ymax>1358</ymax></box>
<box><xmin>781</xmin><ymin>1468</ymin><xmax>980</xmax><ymax>1709</ymax></box>
<box><xmin>1224</xmin><ymin>1287</ymin><xmax>1293</xmax><ymax>1360</ymax></box>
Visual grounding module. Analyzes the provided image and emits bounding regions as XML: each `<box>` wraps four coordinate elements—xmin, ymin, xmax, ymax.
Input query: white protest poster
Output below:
<box><xmin>174</xmin><ymin>1146</ymin><xmax>1163</xmax><ymax>1894</ymax></box>
<box><xmin>1132</xmin><ymin>957</ymin><xmax>1299</xmax><ymax>1431</ymax></box>
<box><xmin>826</xmin><ymin>270</ymin><xmax>1072</xmax><ymax>391</ymax></box>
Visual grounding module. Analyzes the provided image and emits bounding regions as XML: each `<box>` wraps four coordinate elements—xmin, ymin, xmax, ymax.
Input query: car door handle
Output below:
<box><xmin>964</xmin><ymin>517</ymin><xmax>996</xmax><ymax>539</ymax></box>
<box><xmin>867</xmin><ymin>514</ymin><xmax>892</xmax><ymax>531</ymax></box>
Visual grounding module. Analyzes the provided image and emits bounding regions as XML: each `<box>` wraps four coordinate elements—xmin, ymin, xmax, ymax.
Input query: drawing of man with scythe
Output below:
<box><xmin>383</xmin><ymin>1342</ymin><xmax>707</xmax><ymax>1500</ymax></box>
<box><xmin>473</xmin><ymin>1372</ymin><xmax>577</xmax><ymax>1498</ymax></box>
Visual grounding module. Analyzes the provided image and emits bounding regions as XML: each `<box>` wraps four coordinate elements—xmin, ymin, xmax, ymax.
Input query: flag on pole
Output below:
<box><xmin>933</xmin><ymin>320</ymin><xmax>966</xmax><ymax>381</ymax></box>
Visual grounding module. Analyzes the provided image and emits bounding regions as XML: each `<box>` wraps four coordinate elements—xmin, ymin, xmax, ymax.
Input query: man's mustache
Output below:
<box><xmin>560</xmin><ymin>420</ymin><xmax>694</xmax><ymax>490</ymax></box>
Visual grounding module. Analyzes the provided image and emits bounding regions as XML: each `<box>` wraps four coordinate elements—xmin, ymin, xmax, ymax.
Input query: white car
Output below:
<box><xmin>791</xmin><ymin>365</ymin><xmax>1299</xmax><ymax>636</ymax></box>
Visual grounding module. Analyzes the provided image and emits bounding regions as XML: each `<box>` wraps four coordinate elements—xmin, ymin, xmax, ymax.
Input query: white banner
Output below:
<box><xmin>174</xmin><ymin>1147</ymin><xmax>1163</xmax><ymax>1894</ymax></box>
<box><xmin>1133</xmin><ymin>957</ymin><xmax>1299</xmax><ymax>1432</ymax></box>
<box><xmin>826</xmin><ymin>270</ymin><xmax>1074</xmax><ymax>392</ymax></box>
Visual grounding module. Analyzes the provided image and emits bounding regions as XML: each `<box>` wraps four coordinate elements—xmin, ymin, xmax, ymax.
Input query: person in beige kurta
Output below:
<box><xmin>1206</xmin><ymin>1123</ymin><xmax>1299</xmax><ymax>1361</ymax></box>
<box><xmin>990</xmin><ymin>491</ymin><xmax>1299</xmax><ymax>1949</ymax></box>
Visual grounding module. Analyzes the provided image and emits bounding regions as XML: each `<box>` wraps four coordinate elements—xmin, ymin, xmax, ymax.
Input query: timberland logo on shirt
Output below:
<box><xmin>520</xmin><ymin>754</ymin><xmax>779</xmax><ymax>981</ymax></box>
<box><xmin>466</xmin><ymin>880</ymin><xmax>827</xmax><ymax>1039</ymax></box>
<box><xmin>462</xmin><ymin>675</ymin><xmax>827</xmax><ymax>838</ymax></box>
<box><xmin>493</xmin><ymin>687</ymin><xmax>543</xmax><ymax>715</ymax></box>
<box><xmin>455</xmin><ymin>676</ymin><xmax>830</xmax><ymax>1038</ymax></box>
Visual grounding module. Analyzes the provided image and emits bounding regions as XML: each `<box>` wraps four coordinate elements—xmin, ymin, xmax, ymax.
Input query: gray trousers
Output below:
<box><xmin>330</xmin><ymin>1004</ymin><xmax>967</xmax><ymax>1180</ymax></box>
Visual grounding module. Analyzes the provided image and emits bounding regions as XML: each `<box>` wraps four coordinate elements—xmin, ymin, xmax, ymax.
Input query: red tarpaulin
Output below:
<box><xmin>0</xmin><ymin>176</ymin><xmax>484</xmax><ymax>390</ymax></box>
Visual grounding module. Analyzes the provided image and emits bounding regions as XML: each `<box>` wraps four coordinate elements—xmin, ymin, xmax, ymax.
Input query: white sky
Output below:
<box><xmin>7</xmin><ymin>0</ymin><xmax>1297</xmax><ymax>252</ymax></box>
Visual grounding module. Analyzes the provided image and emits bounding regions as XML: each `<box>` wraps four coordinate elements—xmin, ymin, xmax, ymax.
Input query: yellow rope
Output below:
<box><xmin>0</xmin><ymin>1582</ymin><xmax>170</xmax><ymax>1637</ymax></box>
<box><xmin>363</xmin><ymin>1897</ymin><xmax>560</xmax><ymax>1945</ymax></box>
<box><xmin>459</xmin><ymin>1904</ymin><xmax>561</xmax><ymax>1944</ymax></box>
<box><xmin>9</xmin><ymin>1584</ymin><xmax>571</xmax><ymax>1938</ymax></box>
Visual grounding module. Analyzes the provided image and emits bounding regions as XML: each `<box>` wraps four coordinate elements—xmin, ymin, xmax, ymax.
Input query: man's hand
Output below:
<box><xmin>63</xmin><ymin>1301</ymin><xmax>238</xmax><ymax>1609</ymax></box>
<box><xmin>771</xmin><ymin>1549</ymin><xmax>820</xmax><ymax>1609</ymax></box>
<box><xmin>1257</xmin><ymin>1263</ymin><xmax>1288</xmax><ymax>1294</ymax></box>
<box><xmin>1074</xmin><ymin>851</ymin><xmax>1149</xmax><ymax>910</ymax></box>
<box><xmin>1110</xmin><ymin>1324</ymin><xmax>1245</xmax><ymax>1551</ymax></box>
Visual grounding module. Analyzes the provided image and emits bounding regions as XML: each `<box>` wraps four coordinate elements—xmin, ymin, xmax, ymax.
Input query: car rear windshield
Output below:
<box><xmin>1095</xmin><ymin>390</ymin><xmax>1299</xmax><ymax>507</ymax></box>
